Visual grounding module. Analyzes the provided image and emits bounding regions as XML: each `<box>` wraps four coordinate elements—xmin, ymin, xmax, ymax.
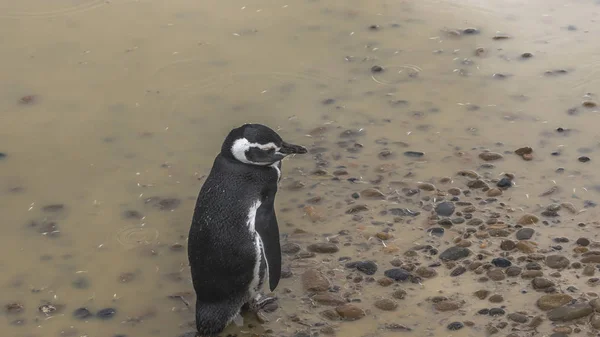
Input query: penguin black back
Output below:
<box><xmin>188</xmin><ymin>123</ymin><xmax>307</xmax><ymax>336</ymax></box>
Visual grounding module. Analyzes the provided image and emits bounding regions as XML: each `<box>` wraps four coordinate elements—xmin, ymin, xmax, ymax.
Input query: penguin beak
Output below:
<box><xmin>280</xmin><ymin>141</ymin><xmax>308</xmax><ymax>155</ymax></box>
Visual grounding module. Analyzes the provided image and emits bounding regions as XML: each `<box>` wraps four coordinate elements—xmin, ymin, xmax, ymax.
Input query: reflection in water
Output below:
<box><xmin>1</xmin><ymin>0</ymin><xmax>600</xmax><ymax>336</ymax></box>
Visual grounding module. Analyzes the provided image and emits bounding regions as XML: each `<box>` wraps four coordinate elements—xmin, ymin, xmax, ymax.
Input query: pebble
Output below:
<box><xmin>508</xmin><ymin>312</ymin><xmax>529</xmax><ymax>323</ymax></box>
<box><xmin>516</xmin><ymin>228</ymin><xmax>535</xmax><ymax>240</ymax></box>
<box><xmin>451</xmin><ymin>266</ymin><xmax>467</xmax><ymax>277</ymax></box>
<box><xmin>474</xmin><ymin>289</ymin><xmax>490</xmax><ymax>299</ymax></box>
<box><xmin>578</xmin><ymin>156</ymin><xmax>591</xmax><ymax>163</ymax></box>
<box><xmin>506</xmin><ymin>266</ymin><xmax>522</xmax><ymax>277</ymax></box>
<box><xmin>374</xmin><ymin>299</ymin><xmax>398</xmax><ymax>311</ymax></box>
<box><xmin>427</xmin><ymin>227</ymin><xmax>444</xmax><ymax>237</ymax></box>
<box><xmin>488</xmin><ymin>294</ymin><xmax>504</xmax><ymax>303</ymax></box>
<box><xmin>479</xmin><ymin>152</ymin><xmax>503</xmax><ymax>161</ymax></box>
<box><xmin>576</xmin><ymin>238</ymin><xmax>590</xmax><ymax>246</ymax></box>
<box><xmin>97</xmin><ymin>308</ymin><xmax>117</xmax><ymax>320</ymax></box>
<box><xmin>302</xmin><ymin>269</ymin><xmax>331</xmax><ymax>292</ymax></box>
<box><xmin>435</xmin><ymin>202</ymin><xmax>455</xmax><ymax>216</ymax></box>
<box><xmin>73</xmin><ymin>308</ymin><xmax>92</xmax><ymax>320</ymax></box>
<box><xmin>0</xmin><ymin>152</ymin><xmax>6</xmax><ymax>159</ymax></box>
<box><xmin>500</xmin><ymin>240</ymin><xmax>516</xmax><ymax>251</ymax></box>
<box><xmin>546</xmin><ymin>255</ymin><xmax>570</xmax><ymax>269</ymax></box>
<box><xmin>439</xmin><ymin>246</ymin><xmax>471</xmax><ymax>261</ymax></box>
<box><xmin>486</xmin><ymin>188</ymin><xmax>502</xmax><ymax>197</ymax></box>
<box><xmin>404</xmin><ymin>151</ymin><xmax>424</xmax><ymax>158</ymax></box>
<box><xmin>517</xmin><ymin>214</ymin><xmax>539</xmax><ymax>225</ymax></box>
<box><xmin>415</xmin><ymin>266</ymin><xmax>437</xmax><ymax>278</ymax></box>
<box><xmin>491</xmin><ymin>258</ymin><xmax>511</xmax><ymax>268</ymax></box>
<box><xmin>547</xmin><ymin>302</ymin><xmax>593</xmax><ymax>321</ymax></box>
<box><xmin>307</xmin><ymin>243</ymin><xmax>339</xmax><ymax>254</ymax></box>
<box><xmin>516</xmin><ymin>241</ymin><xmax>537</xmax><ymax>253</ymax></box>
<box><xmin>447</xmin><ymin>322</ymin><xmax>464</xmax><ymax>330</ymax></box>
<box><xmin>489</xmin><ymin>308</ymin><xmax>505</xmax><ymax>316</ymax></box>
<box><xmin>532</xmin><ymin>277</ymin><xmax>555</xmax><ymax>289</ymax></box>
<box><xmin>384</xmin><ymin>268</ymin><xmax>412</xmax><ymax>281</ymax></box>
<box><xmin>487</xmin><ymin>268</ymin><xmax>506</xmax><ymax>281</ymax></box>
<box><xmin>434</xmin><ymin>301</ymin><xmax>461</xmax><ymax>311</ymax></box>
<box><xmin>392</xmin><ymin>289</ymin><xmax>407</xmax><ymax>299</ymax></box>
<box><xmin>335</xmin><ymin>304</ymin><xmax>365</xmax><ymax>320</ymax></box>
<box><xmin>281</xmin><ymin>243</ymin><xmax>301</xmax><ymax>254</ymax></box>
<box><xmin>361</xmin><ymin>188</ymin><xmax>385</xmax><ymax>199</ymax></box>
<box><xmin>537</xmin><ymin>294</ymin><xmax>574</xmax><ymax>310</ymax></box>
<box><xmin>355</xmin><ymin>261</ymin><xmax>378</xmax><ymax>275</ymax></box>
<box><xmin>496</xmin><ymin>177</ymin><xmax>512</xmax><ymax>188</ymax></box>
<box><xmin>418</xmin><ymin>182</ymin><xmax>436</xmax><ymax>191</ymax></box>
<box><xmin>6</xmin><ymin>302</ymin><xmax>24</xmax><ymax>314</ymax></box>
<box><xmin>312</xmin><ymin>294</ymin><xmax>346</xmax><ymax>306</ymax></box>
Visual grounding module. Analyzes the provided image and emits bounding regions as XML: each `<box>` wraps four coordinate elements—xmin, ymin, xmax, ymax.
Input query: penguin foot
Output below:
<box><xmin>248</xmin><ymin>295</ymin><xmax>278</xmax><ymax>324</ymax></box>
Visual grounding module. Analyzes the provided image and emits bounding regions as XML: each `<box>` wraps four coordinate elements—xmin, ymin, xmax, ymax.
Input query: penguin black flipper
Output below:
<box><xmin>255</xmin><ymin>197</ymin><xmax>282</xmax><ymax>291</ymax></box>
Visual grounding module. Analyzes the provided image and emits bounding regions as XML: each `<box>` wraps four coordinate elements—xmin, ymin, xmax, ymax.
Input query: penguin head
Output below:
<box><xmin>222</xmin><ymin>123</ymin><xmax>307</xmax><ymax>165</ymax></box>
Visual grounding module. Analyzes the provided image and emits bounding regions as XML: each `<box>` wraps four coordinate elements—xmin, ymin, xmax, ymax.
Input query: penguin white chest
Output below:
<box><xmin>246</xmin><ymin>200</ymin><xmax>268</xmax><ymax>293</ymax></box>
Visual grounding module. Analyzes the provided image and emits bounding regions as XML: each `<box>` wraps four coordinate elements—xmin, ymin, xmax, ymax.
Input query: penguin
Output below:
<box><xmin>187</xmin><ymin>123</ymin><xmax>307</xmax><ymax>336</ymax></box>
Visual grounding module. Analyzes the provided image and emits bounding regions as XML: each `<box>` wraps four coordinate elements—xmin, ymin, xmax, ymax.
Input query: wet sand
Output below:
<box><xmin>1</xmin><ymin>0</ymin><xmax>600</xmax><ymax>336</ymax></box>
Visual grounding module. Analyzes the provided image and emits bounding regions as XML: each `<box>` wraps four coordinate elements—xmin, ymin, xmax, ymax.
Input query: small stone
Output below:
<box><xmin>517</xmin><ymin>214</ymin><xmax>539</xmax><ymax>225</ymax></box>
<box><xmin>582</xmin><ymin>101</ymin><xmax>597</xmax><ymax>108</ymax></box>
<box><xmin>392</xmin><ymin>289</ymin><xmax>407</xmax><ymax>299</ymax></box>
<box><xmin>384</xmin><ymin>268</ymin><xmax>412</xmax><ymax>281</ymax></box>
<box><xmin>583</xmin><ymin>265</ymin><xmax>596</xmax><ymax>276</ymax></box>
<box><xmin>427</xmin><ymin>227</ymin><xmax>445</xmax><ymax>237</ymax></box>
<box><xmin>578</xmin><ymin>156</ymin><xmax>591</xmax><ymax>163</ymax></box>
<box><xmin>591</xmin><ymin>314</ymin><xmax>600</xmax><ymax>329</ymax></box>
<box><xmin>506</xmin><ymin>266</ymin><xmax>522</xmax><ymax>277</ymax></box>
<box><xmin>508</xmin><ymin>313</ymin><xmax>529</xmax><ymax>323</ymax></box>
<box><xmin>439</xmin><ymin>246</ymin><xmax>471</xmax><ymax>261</ymax></box>
<box><xmin>282</xmin><ymin>243</ymin><xmax>301</xmax><ymax>254</ymax></box>
<box><xmin>335</xmin><ymin>304</ymin><xmax>365</xmax><ymax>321</ymax></box>
<box><xmin>361</xmin><ymin>188</ymin><xmax>385</xmax><ymax>199</ymax></box>
<box><xmin>537</xmin><ymin>294</ymin><xmax>574</xmax><ymax>310</ymax></box>
<box><xmin>489</xmin><ymin>308</ymin><xmax>505</xmax><ymax>316</ymax></box>
<box><xmin>547</xmin><ymin>302</ymin><xmax>594</xmax><ymax>321</ymax></box>
<box><xmin>377</xmin><ymin>277</ymin><xmax>393</xmax><ymax>286</ymax></box>
<box><xmin>320</xmin><ymin>309</ymin><xmax>340</xmax><ymax>321</ymax></box>
<box><xmin>489</xmin><ymin>294</ymin><xmax>504</xmax><ymax>303</ymax></box>
<box><xmin>516</xmin><ymin>228</ymin><xmax>535</xmax><ymax>240</ymax></box>
<box><xmin>308</xmin><ymin>243</ymin><xmax>339</xmax><ymax>254</ymax></box>
<box><xmin>376</xmin><ymin>232</ymin><xmax>393</xmax><ymax>240</ymax></box>
<box><xmin>312</xmin><ymin>294</ymin><xmax>346</xmax><ymax>306</ymax></box>
<box><xmin>374</xmin><ymin>299</ymin><xmax>398</xmax><ymax>311</ymax></box>
<box><xmin>492</xmin><ymin>258</ymin><xmax>512</xmax><ymax>268</ymax></box>
<box><xmin>97</xmin><ymin>308</ymin><xmax>117</xmax><ymax>320</ymax></box>
<box><xmin>496</xmin><ymin>177</ymin><xmax>512</xmax><ymax>188</ymax></box>
<box><xmin>546</xmin><ymin>255</ymin><xmax>570</xmax><ymax>269</ymax></box>
<box><xmin>532</xmin><ymin>277</ymin><xmax>555</xmax><ymax>290</ymax></box>
<box><xmin>500</xmin><ymin>240</ymin><xmax>516</xmax><ymax>251</ymax></box>
<box><xmin>5</xmin><ymin>302</ymin><xmax>24</xmax><ymax>314</ymax></box>
<box><xmin>581</xmin><ymin>255</ymin><xmax>600</xmax><ymax>264</ymax></box>
<box><xmin>576</xmin><ymin>238</ymin><xmax>590</xmax><ymax>246</ymax></box>
<box><xmin>487</xmin><ymin>269</ymin><xmax>506</xmax><ymax>281</ymax></box>
<box><xmin>515</xmin><ymin>147</ymin><xmax>533</xmax><ymax>155</ymax></box>
<box><xmin>447</xmin><ymin>322</ymin><xmax>464</xmax><ymax>330</ymax></box>
<box><xmin>371</xmin><ymin>65</ymin><xmax>384</xmax><ymax>73</ymax></box>
<box><xmin>487</xmin><ymin>188</ymin><xmax>502</xmax><ymax>197</ymax></box>
<box><xmin>302</xmin><ymin>269</ymin><xmax>331</xmax><ymax>292</ymax></box>
<box><xmin>516</xmin><ymin>241</ymin><xmax>537</xmax><ymax>253</ymax></box>
<box><xmin>415</xmin><ymin>266</ymin><xmax>437</xmax><ymax>278</ymax></box>
<box><xmin>418</xmin><ymin>183</ymin><xmax>436</xmax><ymax>191</ymax></box>
<box><xmin>522</xmin><ymin>270</ymin><xmax>544</xmax><ymax>279</ymax></box>
<box><xmin>355</xmin><ymin>261</ymin><xmax>378</xmax><ymax>275</ymax></box>
<box><xmin>434</xmin><ymin>300</ymin><xmax>461</xmax><ymax>311</ymax></box>
<box><xmin>73</xmin><ymin>308</ymin><xmax>92</xmax><ymax>320</ymax></box>
<box><xmin>479</xmin><ymin>152</ymin><xmax>504</xmax><ymax>161</ymax></box>
<box><xmin>404</xmin><ymin>151</ymin><xmax>424</xmax><ymax>158</ymax></box>
<box><xmin>451</xmin><ymin>266</ymin><xmax>467</xmax><ymax>277</ymax></box>
<box><xmin>345</xmin><ymin>204</ymin><xmax>369</xmax><ymax>214</ymax></box>
<box><xmin>474</xmin><ymin>289</ymin><xmax>490</xmax><ymax>299</ymax></box>
<box><xmin>435</xmin><ymin>202</ymin><xmax>455</xmax><ymax>216</ymax></box>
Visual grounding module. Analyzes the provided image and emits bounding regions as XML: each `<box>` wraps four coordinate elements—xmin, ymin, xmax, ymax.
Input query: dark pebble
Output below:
<box><xmin>579</xmin><ymin>156</ymin><xmax>591</xmax><ymax>163</ymax></box>
<box><xmin>521</xmin><ymin>52</ymin><xmax>533</xmax><ymax>58</ymax></box>
<box><xmin>0</xmin><ymin>152</ymin><xmax>7</xmax><ymax>159</ymax></box>
<box><xmin>447</xmin><ymin>322</ymin><xmax>464</xmax><ymax>330</ymax></box>
<box><xmin>450</xmin><ymin>266</ymin><xmax>467</xmax><ymax>277</ymax></box>
<box><xmin>351</xmin><ymin>192</ymin><xmax>360</xmax><ymax>199</ymax></box>
<box><xmin>384</xmin><ymin>268</ymin><xmax>412</xmax><ymax>281</ymax></box>
<box><xmin>371</xmin><ymin>65</ymin><xmax>384</xmax><ymax>73</ymax></box>
<box><xmin>322</xmin><ymin>98</ymin><xmax>336</xmax><ymax>105</ymax></box>
<box><xmin>96</xmin><ymin>308</ymin><xmax>117</xmax><ymax>319</ymax></box>
<box><xmin>73</xmin><ymin>307</ymin><xmax>92</xmax><ymax>320</ymax></box>
<box><xmin>478</xmin><ymin>308</ymin><xmax>490</xmax><ymax>315</ymax></box>
<box><xmin>439</xmin><ymin>246</ymin><xmax>471</xmax><ymax>261</ymax></box>
<box><xmin>491</xmin><ymin>258</ymin><xmax>512</xmax><ymax>268</ymax></box>
<box><xmin>576</xmin><ymin>238</ymin><xmax>590</xmax><ymax>246</ymax></box>
<box><xmin>355</xmin><ymin>261</ymin><xmax>378</xmax><ymax>275</ymax></box>
<box><xmin>489</xmin><ymin>308</ymin><xmax>505</xmax><ymax>316</ymax></box>
<box><xmin>427</xmin><ymin>227</ymin><xmax>444</xmax><ymax>237</ymax></box>
<box><xmin>435</xmin><ymin>202</ymin><xmax>455</xmax><ymax>216</ymax></box>
<box><xmin>404</xmin><ymin>151</ymin><xmax>424</xmax><ymax>158</ymax></box>
<box><xmin>496</xmin><ymin>177</ymin><xmax>512</xmax><ymax>188</ymax></box>
<box><xmin>516</xmin><ymin>228</ymin><xmax>534</xmax><ymax>240</ymax></box>
<box><xmin>122</xmin><ymin>210</ymin><xmax>143</xmax><ymax>219</ymax></box>
<box><xmin>462</xmin><ymin>28</ymin><xmax>480</xmax><ymax>35</ymax></box>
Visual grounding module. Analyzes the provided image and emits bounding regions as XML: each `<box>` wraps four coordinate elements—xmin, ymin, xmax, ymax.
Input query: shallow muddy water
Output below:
<box><xmin>1</xmin><ymin>0</ymin><xmax>600</xmax><ymax>337</ymax></box>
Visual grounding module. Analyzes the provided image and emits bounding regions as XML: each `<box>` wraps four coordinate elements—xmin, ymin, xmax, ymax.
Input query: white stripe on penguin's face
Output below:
<box><xmin>231</xmin><ymin>138</ymin><xmax>280</xmax><ymax>165</ymax></box>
